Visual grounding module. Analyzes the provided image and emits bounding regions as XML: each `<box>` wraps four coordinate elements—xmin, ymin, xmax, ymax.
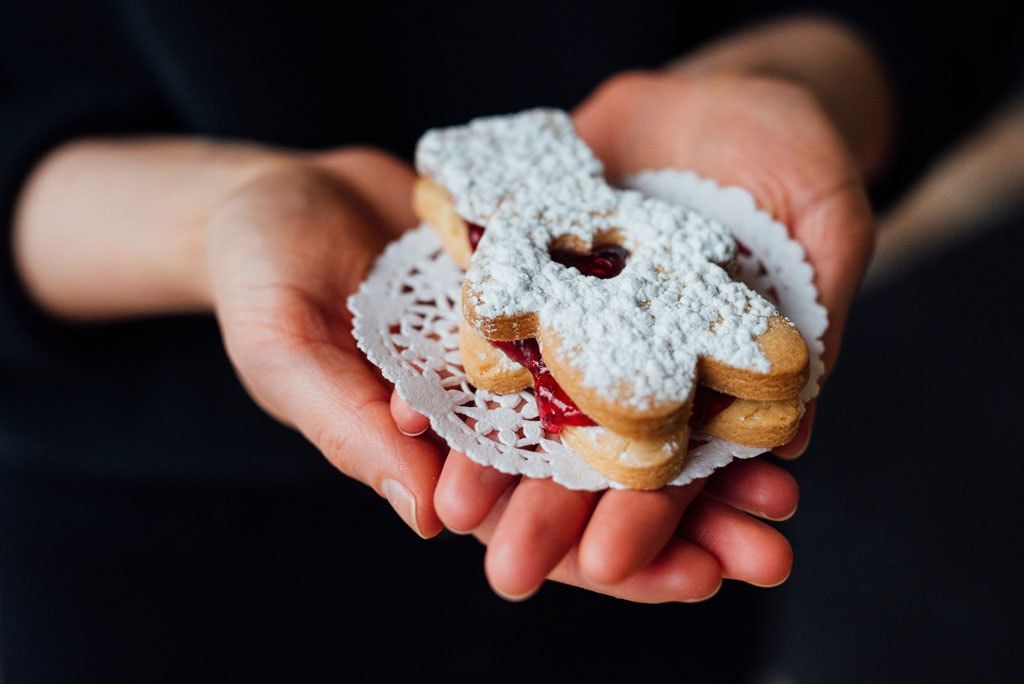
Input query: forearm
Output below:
<box><xmin>672</xmin><ymin>16</ymin><xmax>895</xmax><ymax>178</ymax></box>
<box><xmin>12</xmin><ymin>138</ymin><xmax>288</xmax><ymax>320</ymax></box>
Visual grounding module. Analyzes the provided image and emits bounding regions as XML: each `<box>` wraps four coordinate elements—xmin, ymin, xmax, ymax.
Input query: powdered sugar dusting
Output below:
<box><xmin>417</xmin><ymin>109</ymin><xmax>777</xmax><ymax>410</ymax></box>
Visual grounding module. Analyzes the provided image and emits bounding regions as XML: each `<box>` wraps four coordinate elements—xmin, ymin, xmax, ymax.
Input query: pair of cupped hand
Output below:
<box><xmin>207</xmin><ymin>71</ymin><xmax>874</xmax><ymax>602</ymax></box>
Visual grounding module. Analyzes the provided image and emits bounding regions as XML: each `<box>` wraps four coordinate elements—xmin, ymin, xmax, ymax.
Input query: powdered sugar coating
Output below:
<box><xmin>417</xmin><ymin>109</ymin><xmax>604</xmax><ymax>225</ymax></box>
<box><xmin>416</xmin><ymin>109</ymin><xmax>777</xmax><ymax>410</ymax></box>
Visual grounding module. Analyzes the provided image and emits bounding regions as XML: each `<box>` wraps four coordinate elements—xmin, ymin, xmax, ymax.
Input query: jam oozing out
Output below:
<box><xmin>689</xmin><ymin>386</ymin><xmax>736</xmax><ymax>427</ymax></box>
<box><xmin>491</xmin><ymin>339</ymin><xmax>595</xmax><ymax>434</ymax></box>
<box><xmin>548</xmin><ymin>244</ymin><xmax>629</xmax><ymax>279</ymax></box>
<box><xmin>465</xmin><ymin>222</ymin><xmax>730</xmax><ymax>434</ymax></box>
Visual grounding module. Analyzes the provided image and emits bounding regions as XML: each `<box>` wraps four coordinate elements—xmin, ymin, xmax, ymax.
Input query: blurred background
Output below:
<box><xmin>1</xmin><ymin>1</ymin><xmax>1022</xmax><ymax>682</ymax></box>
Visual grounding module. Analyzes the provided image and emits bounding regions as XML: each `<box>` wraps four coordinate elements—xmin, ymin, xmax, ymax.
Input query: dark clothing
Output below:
<box><xmin>1</xmin><ymin>2</ymin><xmax>1022</xmax><ymax>682</ymax></box>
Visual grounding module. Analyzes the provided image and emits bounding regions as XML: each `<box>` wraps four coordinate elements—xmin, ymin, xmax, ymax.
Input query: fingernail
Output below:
<box><xmin>682</xmin><ymin>578</ymin><xmax>723</xmax><ymax>603</ymax></box>
<box><xmin>398</xmin><ymin>426</ymin><xmax>428</xmax><ymax>437</ymax></box>
<box><xmin>771</xmin><ymin>502</ymin><xmax>798</xmax><ymax>522</ymax></box>
<box><xmin>752</xmin><ymin>568</ymin><xmax>792</xmax><ymax>588</ymax></box>
<box><xmin>492</xmin><ymin>585</ymin><xmax>540</xmax><ymax>603</ymax></box>
<box><xmin>381</xmin><ymin>478</ymin><xmax>423</xmax><ymax>538</ymax></box>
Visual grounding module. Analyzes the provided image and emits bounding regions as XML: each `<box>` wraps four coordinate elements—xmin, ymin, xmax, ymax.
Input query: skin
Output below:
<box><xmin>13</xmin><ymin>17</ymin><xmax>889</xmax><ymax>602</ymax></box>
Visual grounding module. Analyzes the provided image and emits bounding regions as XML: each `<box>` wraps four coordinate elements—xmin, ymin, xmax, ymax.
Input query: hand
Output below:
<box><xmin>393</xmin><ymin>69</ymin><xmax>873</xmax><ymax>602</ymax></box>
<box><xmin>204</xmin><ymin>148</ymin><xmax>446</xmax><ymax>537</ymax></box>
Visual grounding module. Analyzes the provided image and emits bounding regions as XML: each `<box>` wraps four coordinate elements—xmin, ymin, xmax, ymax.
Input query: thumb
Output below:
<box><xmin>223</xmin><ymin>309</ymin><xmax>445</xmax><ymax>538</ymax></box>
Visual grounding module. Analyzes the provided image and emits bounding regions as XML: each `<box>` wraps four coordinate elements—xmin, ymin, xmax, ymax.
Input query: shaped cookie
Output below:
<box><xmin>415</xmin><ymin>109</ymin><xmax>808</xmax><ymax>488</ymax></box>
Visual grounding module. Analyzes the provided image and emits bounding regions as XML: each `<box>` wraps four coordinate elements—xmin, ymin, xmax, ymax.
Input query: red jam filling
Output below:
<box><xmin>467</xmin><ymin>223</ymin><xmax>485</xmax><ymax>251</ymax></box>
<box><xmin>689</xmin><ymin>386</ymin><xmax>736</xmax><ymax>427</ymax></box>
<box><xmin>465</xmin><ymin>222</ymin><xmax>732</xmax><ymax>433</ymax></box>
<box><xmin>491</xmin><ymin>339</ymin><xmax>595</xmax><ymax>433</ymax></box>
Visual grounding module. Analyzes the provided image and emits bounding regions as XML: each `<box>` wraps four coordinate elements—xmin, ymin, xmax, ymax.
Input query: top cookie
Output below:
<box><xmin>417</xmin><ymin>108</ymin><xmax>604</xmax><ymax>226</ymax></box>
<box><xmin>416</xmin><ymin>109</ymin><xmax>807</xmax><ymax>425</ymax></box>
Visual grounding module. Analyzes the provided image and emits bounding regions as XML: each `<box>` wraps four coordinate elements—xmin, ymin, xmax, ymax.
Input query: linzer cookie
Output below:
<box><xmin>414</xmin><ymin>109</ymin><xmax>808</xmax><ymax>489</ymax></box>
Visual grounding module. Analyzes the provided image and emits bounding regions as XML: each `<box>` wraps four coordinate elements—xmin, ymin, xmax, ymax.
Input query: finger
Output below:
<box><xmin>578</xmin><ymin>481</ymin><xmax>703</xmax><ymax>585</ymax></box>
<box><xmin>434</xmin><ymin>449</ymin><xmax>516</xmax><ymax>534</ymax></box>
<box><xmin>484</xmin><ymin>478</ymin><xmax>598</xmax><ymax>600</ymax></box>
<box><xmin>471</xmin><ymin>478</ymin><xmax>515</xmax><ymax>542</ymax></box>
<box><xmin>704</xmin><ymin>458</ymin><xmax>799</xmax><ymax>521</ymax></box>
<box><xmin>552</xmin><ymin>537</ymin><xmax>722</xmax><ymax>604</ymax></box>
<box><xmin>301</xmin><ymin>352</ymin><xmax>445</xmax><ymax>538</ymax></box>
<box><xmin>472</xmin><ymin>485</ymin><xmax>721</xmax><ymax>604</ymax></box>
<box><xmin>772</xmin><ymin>400</ymin><xmax>816</xmax><ymax>460</ymax></box>
<box><xmin>680</xmin><ymin>496</ymin><xmax>793</xmax><ymax>587</ymax></box>
<box><xmin>389</xmin><ymin>390</ymin><xmax>430</xmax><ymax>437</ymax></box>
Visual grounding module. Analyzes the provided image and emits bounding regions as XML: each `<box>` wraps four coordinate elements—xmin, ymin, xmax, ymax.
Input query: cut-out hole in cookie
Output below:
<box><xmin>547</xmin><ymin>232</ymin><xmax>630</xmax><ymax>280</ymax></box>
<box><xmin>467</xmin><ymin>223</ymin><xmax>485</xmax><ymax>251</ymax></box>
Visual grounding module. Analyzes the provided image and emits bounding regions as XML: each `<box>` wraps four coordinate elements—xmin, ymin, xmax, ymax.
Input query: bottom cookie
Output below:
<box><xmin>560</xmin><ymin>425</ymin><xmax>688</xmax><ymax>491</ymax></box>
<box><xmin>460</xmin><ymin>315</ymin><xmax>802</xmax><ymax>487</ymax></box>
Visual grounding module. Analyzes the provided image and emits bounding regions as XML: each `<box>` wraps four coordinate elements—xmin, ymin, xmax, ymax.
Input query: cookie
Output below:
<box><xmin>415</xmin><ymin>109</ymin><xmax>809</xmax><ymax>488</ymax></box>
<box><xmin>560</xmin><ymin>425</ymin><xmax>688</xmax><ymax>492</ymax></box>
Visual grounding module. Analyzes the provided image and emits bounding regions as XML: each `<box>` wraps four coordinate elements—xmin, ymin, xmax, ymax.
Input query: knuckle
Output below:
<box><xmin>313</xmin><ymin>418</ymin><xmax>359</xmax><ymax>477</ymax></box>
<box><xmin>579</xmin><ymin>547</ymin><xmax>625</xmax><ymax>587</ymax></box>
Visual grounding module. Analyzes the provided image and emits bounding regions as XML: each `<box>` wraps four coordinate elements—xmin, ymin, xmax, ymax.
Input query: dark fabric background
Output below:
<box><xmin>760</xmin><ymin>212</ymin><xmax>1024</xmax><ymax>683</ymax></box>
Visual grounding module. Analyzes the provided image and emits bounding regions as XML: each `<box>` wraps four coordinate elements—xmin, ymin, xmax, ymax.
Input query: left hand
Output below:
<box><xmin>391</xmin><ymin>68</ymin><xmax>872</xmax><ymax>601</ymax></box>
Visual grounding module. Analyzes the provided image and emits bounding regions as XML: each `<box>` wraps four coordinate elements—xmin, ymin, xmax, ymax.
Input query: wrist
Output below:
<box><xmin>13</xmin><ymin>138</ymin><xmax>291</xmax><ymax>319</ymax></box>
<box><xmin>181</xmin><ymin>142</ymin><xmax>297</xmax><ymax>311</ymax></box>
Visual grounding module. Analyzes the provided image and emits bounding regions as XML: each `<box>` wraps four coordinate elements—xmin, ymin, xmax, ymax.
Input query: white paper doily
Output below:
<box><xmin>348</xmin><ymin>169</ymin><xmax>828</xmax><ymax>490</ymax></box>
